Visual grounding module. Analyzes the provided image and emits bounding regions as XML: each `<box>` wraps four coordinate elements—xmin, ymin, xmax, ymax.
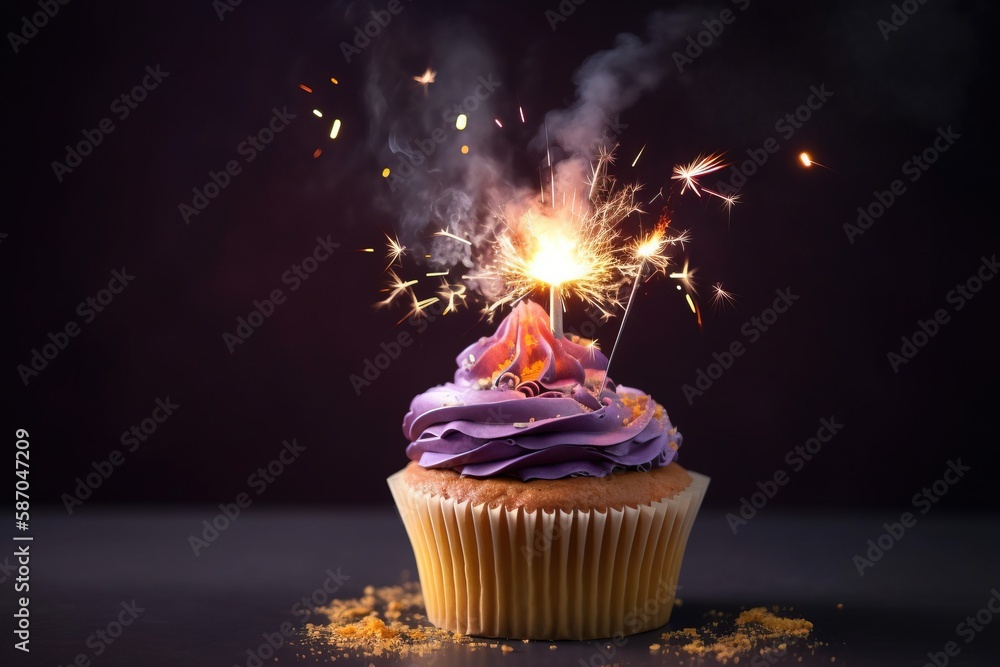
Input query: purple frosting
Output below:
<box><xmin>402</xmin><ymin>300</ymin><xmax>682</xmax><ymax>480</ymax></box>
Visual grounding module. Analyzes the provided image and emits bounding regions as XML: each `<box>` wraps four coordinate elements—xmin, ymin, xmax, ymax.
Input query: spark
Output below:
<box><xmin>631</xmin><ymin>144</ymin><xmax>646</xmax><ymax>168</ymax></box>
<box><xmin>495</xmin><ymin>118</ymin><xmax>503</xmax><ymax>128</ymax></box>
<box><xmin>630</xmin><ymin>217</ymin><xmax>673</xmax><ymax>276</ymax></box>
<box><xmin>376</xmin><ymin>270</ymin><xmax>418</xmax><ymax>309</ymax></box>
<box><xmin>413</xmin><ymin>68</ymin><xmax>436</xmax><ymax>87</ymax></box>
<box><xmin>438</xmin><ymin>281</ymin><xmax>467</xmax><ymax>314</ymax></box>
<box><xmin>671</xmin><ymin>153</ymin><xmax>733</xmax><ymax>202</ymax></box>
<box><xmin>669</xmin><ymin>259</ymin><xmax>697</xmax><ymax>293</ymax></box>
<box><xmin>519</xmin><ymin>106</ymin><xmax>525</xmax><ymax>123</ymax></box>
<box><xmin>360</xmin><ymin>248</ymin><xmax>375</xmax><ymax>253</ymax></box>
<box><xmin>312</xmin><ymin>149</ymin><xmax>322</xmax><ymax>158</ymax></box>
<box><xmin>312</xmin><ymin>109</ymin><xmax>323</xmax><ymax>118</ymax></box>
<box><xmin>434</xmin><ymin>230</ymin><xmax>472</xmax><ymax>245</ymax></box>
<box><xmin>426</xmin><ymin>271</ymin><xmax>449</xmax><ymax>277</ymax></box>
<box><xmin>384</xmin><ymin>233</ymin><xmax>407</xmax><ymax>271</ymax></box>
<box><xmin>799</xmin><ymin>151</ymin><xmax>831</xmax><ymax>170</ymax></box>
<box><xmin>298</xmin><ymin>84</ymin><xmax>313</xmax><ymax>93</ymax></box>
<box><xmin>461</xmin><ymin>145</ymin><xmax>469</xmax><ymax>154</ymax></box>
<box><xmin>710</xmin><ymin>282</ymin><xmax>737</xmax><ymax>311</ymax></box>
<box><xmin>330</xmin><ymin>77</ymin><xmax>339</xmax><ymax>85</ymax></box>
<box><xmin>329</xmin><ymin>119</ymin><xmax>341</xmax><ymax>139</ymax></box>
<box><xmin>403</xmin><ymin>294</ymin><xmax>440</xmax><ymax>323</ymax></box>
<box><xmin>381</xmin><ymin>168</ymin><xmax>391</xmax><ymax>178</ymax></box>
<box><xmin>456</xmin><ymin>114</ymin><xmax>467</xmax><ymax>131</ymax></box>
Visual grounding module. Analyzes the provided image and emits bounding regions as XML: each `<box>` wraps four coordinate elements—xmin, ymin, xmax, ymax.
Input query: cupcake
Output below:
<box><xmin>387</xmin><ymin>299</ymin><xmax>708</xmax><ymax>640</ymax></box>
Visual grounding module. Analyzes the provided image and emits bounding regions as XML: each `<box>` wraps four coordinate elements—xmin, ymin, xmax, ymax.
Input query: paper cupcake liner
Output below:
<box><xmin>387</xmin><ymin>468</ymin><xmax>709</xmax><ymax>640</ymax></box>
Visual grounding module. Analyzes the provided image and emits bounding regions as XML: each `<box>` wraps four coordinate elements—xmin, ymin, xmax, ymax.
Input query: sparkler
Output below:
<box><xmin>371</xmin><ymin>146</ymin><xmax>733</xmax><ymax>347</ymax></box>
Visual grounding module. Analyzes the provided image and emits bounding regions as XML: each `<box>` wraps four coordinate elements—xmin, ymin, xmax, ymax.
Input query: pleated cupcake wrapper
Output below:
<box><xmin>387</xmin><ymin>469</ymin><xmax>709</xmax><ymax>640</ymax></box>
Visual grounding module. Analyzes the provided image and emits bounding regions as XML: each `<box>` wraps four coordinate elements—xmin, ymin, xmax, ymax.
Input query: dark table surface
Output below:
<box><xmin>8</xmin><ymin>508</ymin><xmax>1000</xmax><ymax>666</ymax></box>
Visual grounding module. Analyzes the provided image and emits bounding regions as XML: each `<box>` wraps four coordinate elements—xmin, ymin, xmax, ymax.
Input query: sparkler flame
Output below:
<box><xmin>370</xmin><ymin>143</ymin><xmax>736</xmax><ymax>337</ymax></box>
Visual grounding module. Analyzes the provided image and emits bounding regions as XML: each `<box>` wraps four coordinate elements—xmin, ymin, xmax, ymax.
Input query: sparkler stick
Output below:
<box><xmin>600</xmin><ymin>258</ymin><xmax>643</xmax><ymax>395</ymax></box>
<box><xmin>549</xmin><ymin>288</ymin><xmax>564</xmax><ymax>338</ymax></box>
<box><xmin>544</xmin><ymin>121</ymin><xmax>555</xmax><ymax>206</ymax></box>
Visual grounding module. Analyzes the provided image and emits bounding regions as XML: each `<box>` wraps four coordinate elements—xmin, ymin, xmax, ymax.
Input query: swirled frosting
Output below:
<box><xmin>402</xmin><ymin>300</ymin><xmax>682</xmax><ymax>480</ymax></box>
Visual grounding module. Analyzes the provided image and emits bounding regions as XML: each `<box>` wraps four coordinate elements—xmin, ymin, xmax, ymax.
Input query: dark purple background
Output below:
<box><xmin>4</xmin><ymin>0</ymin><xmax>997</xmax><ymax>510</ymax></box>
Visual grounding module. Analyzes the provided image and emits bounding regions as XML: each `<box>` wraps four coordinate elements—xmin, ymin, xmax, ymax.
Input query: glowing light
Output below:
<box><xmin>361</xmin><ymin>248</ymin><xmax>375</xmax><ymax>253</ymax></box>
<box><xmin>312</xmin><ymin>109</ymin><xmax>323</xmax><ymax>118</ymax></box>
<box><xmin>798</xmin><ymin>151</ymin><xmax>830</xmax><ymax>170</ymax></box>
<box><xmin>669</xmin><ymin>259</ymin><xmax>696</xmax><ymax>293</ymax></box>
<box><xmin>527</xmin><ymin>234</ymin><xmax>589</xmax><ymax>287</ymax></box>
<box><xmin>519</xmin><ymin>106</ymin><xmax>525</xmax><ymax>123</ymax></box>
<box><xmin>455</xmin><ymin>114</ymin><xmax>467</xmax><ymax>131</ymax></box>
<box><xmin>329</xmin><ymin>119</ymin><xmax>342</xmax><ymax>139</ymax></box>
<box><xmin>298</xmin><ymin>84</ymin><xmax>313</xmax><ymax>93</ymax></box>
<box><xmin>495</xmin><ymin>118</ymin><xmax>503</xmax><ymax>128</ymax></box>
<box><xmin>413</xmin><ymin>68</ymin><xmax>436</xmax><ymax>86</ymax></box>
<box><xmin>480</xmin><ymin>181</ymin><xmax>640</xmax><ymax>320</ymax></box>
<box><xmin>685</xmin><ymin>293</ymin><xmax>697</xmax><ymax>313</ymax></box>
<box><xmin>630</xmin><ymin>220</ymin><xmax>671</xmax><ymax>275</ymax></box>
<box><xmin>330</xmin><ymin>77</ymin><xmax>339</xmax><ymax>85</ymax></box>
<box><xmin>312</xmin><ymin>149</ymin><xmax>322</xmax><ymax>158</ymax></box>
<box><xmin>426</xmin><ymin>271</ymin><xmax>449</xmax><ymax>277</ymax></box>
<box><xmin>381</xmin><ymin>168</ymin><xmax>391</xmax><ymax>178</ymax></box>
<box><xmin>460</xmin><ymin>145</ymin><xmax>469</xmax><ymax>154</ymax></box>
